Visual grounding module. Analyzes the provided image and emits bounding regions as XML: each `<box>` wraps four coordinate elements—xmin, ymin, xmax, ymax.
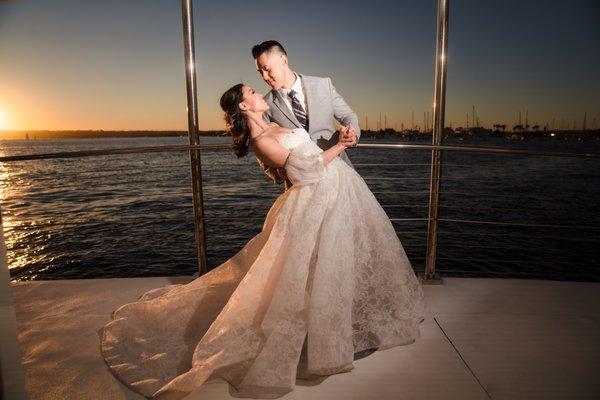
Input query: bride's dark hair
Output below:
<box><xmin>220</xmin><ymin>83</ymin><xmax>250</xmax><ymax>158</ymax></box>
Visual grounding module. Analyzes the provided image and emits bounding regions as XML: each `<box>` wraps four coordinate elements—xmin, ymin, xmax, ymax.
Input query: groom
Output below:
<box><xmin>251</xmin><ymin>40</ymin><xmax>360</xmax><ymax>190</ymax></box>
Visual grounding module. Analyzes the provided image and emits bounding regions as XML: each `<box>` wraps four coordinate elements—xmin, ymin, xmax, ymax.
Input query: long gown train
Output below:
<box><xmin>99</xmin><ymin>128</ymin><xmax>426</xmax><ymax>400</ymax></box>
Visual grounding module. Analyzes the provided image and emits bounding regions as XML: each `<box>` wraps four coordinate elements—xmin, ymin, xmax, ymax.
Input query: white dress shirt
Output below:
<box><xmin>279</xmin><ymin>72</ymin><xmax>308</xmax><ymax>116</ymax></box>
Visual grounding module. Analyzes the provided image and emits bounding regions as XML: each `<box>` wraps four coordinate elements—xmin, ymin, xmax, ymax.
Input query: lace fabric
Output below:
<box><xmin>99</xmin><ymin>128</ymin><xmax>426</xmax><ymax>400</ymax></box>
<box><xmin>283</xmin><ymin>141</ymin><xmax>326</xmax><ymax>186</ymax></box>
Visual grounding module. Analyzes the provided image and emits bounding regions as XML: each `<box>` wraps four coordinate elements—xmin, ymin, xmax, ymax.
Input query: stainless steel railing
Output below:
<box><xmin>181</xmin><ymin>0</ymin><xmax>208</xmax><ymax>275</ymax></box>
<box><xmin>428</xmin><ymin>0</ymin><xmax>450</xmax><ymax>284</ymax></box>
<box><xmin>2</xmin><ymin>142</ymin><xmax>597</xmax><ymax>163</ymax></box>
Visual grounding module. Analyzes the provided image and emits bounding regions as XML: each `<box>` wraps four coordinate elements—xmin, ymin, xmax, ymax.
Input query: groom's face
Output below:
<box><xmin>255</xmin><ymin>52</ymin><xmax>287</xmax><ymax>91</ymax></box>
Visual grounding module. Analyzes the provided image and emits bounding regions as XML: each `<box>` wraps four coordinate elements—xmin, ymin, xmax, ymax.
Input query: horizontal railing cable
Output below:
<box><xmin>364</xmin><ymin>177</ymin><xmax>432</xmax><ymax>181</ymax></box>
<box><xmin>389</xmin><ymin>217</ymin><xmax>430</xmax><ymax>222</ymax></box>
<box><xmin>1</xmin><ymin>142</ymin><xmax>598</xmax><ymax>163</ymax></box>
<box><xmin>438</xmin><ymin>217</ymin><xmax>600</xmax><ymax>230</ymax></box>
<box><xmin>371</xmin><ymin>190</ymin><xmax>430</xmax><ymax>195</ymax></box>
<box><xmin>356</xmin><ymin>143</ymin><xmax>600</xmax><ymax>158</ymax></box>
<box><xmin>407</xmin><ymin>242</ymin><xmax>594</xmax><ymax>252</ymax></box>
<box><xmin>436</xmin><ymin>230</ymin><xmax>600</xmax><ymax>241</ymax></box>
<box><xmin>433</xmin><ymin>256</ymin><xmax>590</xmax><ymax>266</ymax></box>
<box><xmin>434</xmin><ymin>269</ymin><xmax>592</xmax><ymax>279</ymax></box>
<box><xmin>354</xmin><ymin>163</ymin><xmax>434</xmax><ymax>167</ymax></box>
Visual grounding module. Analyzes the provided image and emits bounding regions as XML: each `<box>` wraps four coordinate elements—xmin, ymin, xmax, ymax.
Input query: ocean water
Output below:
<box><xmin>1</xmin><ymin>135</ymin><xmax>599</xmax><ymax>282</ymax></box>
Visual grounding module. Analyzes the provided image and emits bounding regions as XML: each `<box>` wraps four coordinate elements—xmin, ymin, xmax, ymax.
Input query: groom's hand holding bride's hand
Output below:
<box><xmin>339</xmin><ymin>125</ymin><xmax>357</xmax><ymax>148</ymax></box>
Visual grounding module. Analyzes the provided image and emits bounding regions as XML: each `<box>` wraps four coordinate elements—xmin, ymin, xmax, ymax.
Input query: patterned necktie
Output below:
<box><xmin>288</xmin><ymin>89</ymin><xmax>309</xmax><ymax>131</ymax></box>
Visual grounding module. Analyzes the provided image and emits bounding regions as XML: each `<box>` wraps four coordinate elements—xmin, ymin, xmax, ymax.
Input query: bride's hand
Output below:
<box><xmin>338</xmin><ymin>126</ymin><xmax>357</xmax><ymax>148</ymax></box>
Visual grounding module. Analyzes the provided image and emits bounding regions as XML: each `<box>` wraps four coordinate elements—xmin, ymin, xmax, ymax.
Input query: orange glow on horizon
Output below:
<box><xmin>0</xmin><ymin>108</ymin><xmax>6</xmax><ymax>130</ymax></box>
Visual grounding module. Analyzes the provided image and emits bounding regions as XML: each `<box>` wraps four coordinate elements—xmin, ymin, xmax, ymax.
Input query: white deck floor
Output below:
<box><xmin>6</xmin><ymin>276</ymin><xmax>600</xmax><ymax>399</ymax></box>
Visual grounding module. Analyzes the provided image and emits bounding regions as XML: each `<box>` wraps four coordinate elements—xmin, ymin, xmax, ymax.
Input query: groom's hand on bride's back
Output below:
<box><xmin>258</xmin><ymin>158</ymin><xmax>282</xmax><ymax>184</ymax></box>
<box><xmin>275</xmin><ymin>167</ymin><xmax>288</xmax><ymax>181</ymax></box>
<box><xmin>258</xmin><ymin>158</ymin><xmax>289</xmax><ymax>185</ymax></box>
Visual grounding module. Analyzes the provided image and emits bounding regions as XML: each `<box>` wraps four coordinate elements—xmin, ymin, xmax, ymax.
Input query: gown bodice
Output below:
<box><xmin>280</xmin><ymin>128</ymin><xmax>322</xmax><ymax>155</ymax></box>
<box><xmin>277</xmin><ymin>128</ymin><xmax>328</xmax><ymax>187</ymax></box>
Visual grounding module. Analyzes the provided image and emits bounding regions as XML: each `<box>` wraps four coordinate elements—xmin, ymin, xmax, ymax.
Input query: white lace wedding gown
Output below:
<box><xmin>100</xmin><ymin>128</ymin><xmax>426</xmax><ymax>400</ymax></box>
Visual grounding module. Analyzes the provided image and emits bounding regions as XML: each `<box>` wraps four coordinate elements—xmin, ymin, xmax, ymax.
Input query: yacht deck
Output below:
<box><xmin>5</xmin><ymin>276</ymin><xmax>600</xmax><ymax>399</ymax></box>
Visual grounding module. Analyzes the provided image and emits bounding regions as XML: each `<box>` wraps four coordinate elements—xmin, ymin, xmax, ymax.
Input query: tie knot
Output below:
<box><xmin>288</xmin><ymin>89</ymin><xmax>297</xmax><ymax>98</ymax></box>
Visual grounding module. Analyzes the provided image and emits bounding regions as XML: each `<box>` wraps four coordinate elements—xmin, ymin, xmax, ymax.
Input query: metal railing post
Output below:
<box><xmin>423</xmin><ymin>0</ymin><xmax>449</xmax><ymax>284</ymax></box>
<box><xmin>181</xmin><ymin>0</ymin><xmax>208</xmax><ymax>275</ymax></box>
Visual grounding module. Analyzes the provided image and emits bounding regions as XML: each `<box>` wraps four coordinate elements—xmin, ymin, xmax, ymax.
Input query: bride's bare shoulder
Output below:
<box><xmin>251</xmin><ymin>125</ymin><xmax>293</xmax><ymax>168</ymax></box>
<box><xmin>253</xmin><ymin>125</ymin><xmax>292</xmax><ymax>145</ymax></box>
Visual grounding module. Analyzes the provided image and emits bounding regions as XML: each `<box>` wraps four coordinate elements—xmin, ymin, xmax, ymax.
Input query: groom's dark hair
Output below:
<box><xmin>251</xmin><ymin>40</ymin><xmax>287</xmax><ymax>59</ymax></box>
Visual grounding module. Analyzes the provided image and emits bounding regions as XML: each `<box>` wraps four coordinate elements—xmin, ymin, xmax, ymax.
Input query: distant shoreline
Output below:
<box><xmin>1</xmin><ymin>128</ymin><xmax>599</xmax><ymax>141</ymax></box>
<box><xmin>0</xmin><ymin>130</ymin><xmax>225</xmax><ymax>140</ymax></box>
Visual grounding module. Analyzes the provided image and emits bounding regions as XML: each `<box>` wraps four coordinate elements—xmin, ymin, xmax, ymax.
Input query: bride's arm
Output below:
<box><xmin>253</xmin><ymin>135</ymin><xmax>355</xmax><ymax>186</ymax></box>
<box><xmin>253</xmin><ymin>137</ymin><xmax>349</xmax><ymax>168</ymax></box>
<box><xmin>321</xmin><ymin>143</ymin><xmax>347</xmax><ymax>165</ymax></box>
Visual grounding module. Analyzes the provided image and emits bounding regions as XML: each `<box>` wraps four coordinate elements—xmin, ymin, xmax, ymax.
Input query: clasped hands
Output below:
<box><xmin>339</xmin><ymin>125</ymin><xmax>357</xmax><ymax>148</ymax></box>
<box><xmin>274</xmin><ymin>125</ymin><xmax>357</xmax><ymax>182</ymax></box>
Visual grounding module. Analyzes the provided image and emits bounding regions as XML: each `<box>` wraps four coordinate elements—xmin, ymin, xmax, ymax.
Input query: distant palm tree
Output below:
<box><xmin>532</xmin><ymin>124</ymin><xmax>540</xmax><ymax>131</ymax></box>
<box><xmin>501</xmin><ymin>124</ymin><xmax>506</xmax><ymax>132</ymax></box>
<box><xmin>513</xmin><ymin>124</ymin><xmax>523</xmax><ymax>132</ymax></box>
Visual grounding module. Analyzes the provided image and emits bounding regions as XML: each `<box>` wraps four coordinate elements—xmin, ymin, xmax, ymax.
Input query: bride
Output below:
<box><xmin>99</xmin><ymin>83</ymin><xmax>426</xmax><ymax>400</ymax></box>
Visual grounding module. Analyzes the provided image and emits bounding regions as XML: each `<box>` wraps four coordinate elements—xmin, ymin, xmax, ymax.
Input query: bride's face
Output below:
<box><xmin>239</xmin><ymin>85</ymin><xmax>269</xmax><ymax>113</ymax></box>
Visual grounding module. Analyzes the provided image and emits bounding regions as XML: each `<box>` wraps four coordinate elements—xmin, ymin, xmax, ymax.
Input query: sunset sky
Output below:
<box><xmin>0</xmin><ymin>0</ymin><xmax>599</xmax><ymax>132</ymax></box>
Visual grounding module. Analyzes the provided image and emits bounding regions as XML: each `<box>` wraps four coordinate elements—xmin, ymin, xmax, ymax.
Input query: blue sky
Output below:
<box><xmin>0</xmin><ymin>0</ymin><xmax>598</xmax><ymax>131</ymax></box>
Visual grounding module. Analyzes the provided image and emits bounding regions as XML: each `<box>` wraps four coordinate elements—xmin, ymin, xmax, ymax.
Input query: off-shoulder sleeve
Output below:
<box><xmin>284</xmin><ymin>144</ymin><xmax>326</xmax><ymax>186</ymax></box>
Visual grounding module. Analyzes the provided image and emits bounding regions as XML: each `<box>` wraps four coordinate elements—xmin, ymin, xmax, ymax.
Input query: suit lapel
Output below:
<box><xmin>272</xmin><ymin>90</ymin><xmax>302</xmax><ymax>128</ymax></box>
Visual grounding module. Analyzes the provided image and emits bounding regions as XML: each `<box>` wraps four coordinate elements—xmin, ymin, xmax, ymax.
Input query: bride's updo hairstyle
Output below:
<box><xmin>220</xmin><ymin>83</ymin><xmax>250</xmax><ymax>158</ymax></box>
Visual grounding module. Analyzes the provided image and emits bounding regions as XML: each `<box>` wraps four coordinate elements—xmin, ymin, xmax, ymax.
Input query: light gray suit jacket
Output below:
<box><xmin>260</xmin><ymin>73</ymin><xmax>361</xmax><ymax>189</ymax></box>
